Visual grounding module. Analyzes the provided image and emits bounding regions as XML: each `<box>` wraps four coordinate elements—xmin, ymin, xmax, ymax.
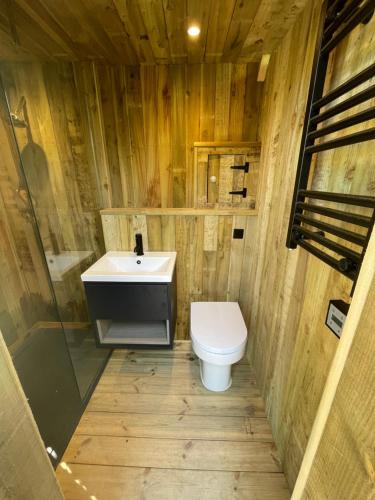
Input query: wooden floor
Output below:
<box><xmin>57</xmin><ymin>341</ymin><xmax>290</xmax><ymax>499</ymax></box>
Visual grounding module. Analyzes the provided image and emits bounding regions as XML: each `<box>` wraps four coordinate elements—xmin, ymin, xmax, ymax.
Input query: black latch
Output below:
<box><xmin>231</xmin><ymin>162</ymin><xmax>249</xmax><ymax>173</ymax></box>
<box><xmin>229</xmin><ymin>187</ymin><xmax>247</xmax><ymax>198</ymax></box>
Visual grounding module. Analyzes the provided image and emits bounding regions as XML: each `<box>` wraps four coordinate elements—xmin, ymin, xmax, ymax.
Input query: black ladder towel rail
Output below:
<box><xmin>286</xmin><ymin>0</ymin><xmax>375</xmax><ymax>294</ymax></box>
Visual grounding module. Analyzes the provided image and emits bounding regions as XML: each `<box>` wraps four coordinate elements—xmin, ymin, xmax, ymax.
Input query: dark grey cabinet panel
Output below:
<box><xmin>84</xmin><ymin>270</ymin><xmax>176</xmax><ymax>349</ymax></box>
<box><xmin>84</xmin><ymin>282</ymin><xmax>169</xmax><ymax>320</ymax></box>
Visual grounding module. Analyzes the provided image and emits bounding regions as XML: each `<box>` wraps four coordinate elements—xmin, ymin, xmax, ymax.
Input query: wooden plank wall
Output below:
<box><xmin>0</xmin><ymin>60</ymin><xmax>262</xmax><ymax>333</ymax></box>
<box><xmin>0</xmin><ymin>60</ymin><xmax>261</xmax><ymax>231</ymax></box>
<box><xmin>293</xmin><ymin>230</ymin><xmax>375</xmax><ymax>499</ymax></box>
<box><xmin>242</xmin><ymin>0</ymin><xmax>375</xmax><ymax>490</ymax></box>
<box><xmin>73</xmin><ymin>61</ymin><xmax>262</xmax><ymax>208</ymax></box>
<box><xmin>1</xmin><ymin>59</ymin><xmax>262</xmax><ymax>209</ymax></box>
<box><xmin>0</xmin><ymin>331</ymin><xmax>63</xmax><ymax>499</ymax></box>
<box><xmin>101</xmin><ymin>210</ymin><xmax>256</xmax><ymax>340</ymax></box>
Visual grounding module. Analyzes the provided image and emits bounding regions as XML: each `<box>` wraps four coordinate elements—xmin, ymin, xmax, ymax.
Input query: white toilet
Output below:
<box><xmin>190</xmin><ymin>302</ymin><xmax>248</xmax><ymax>392</ymax></box>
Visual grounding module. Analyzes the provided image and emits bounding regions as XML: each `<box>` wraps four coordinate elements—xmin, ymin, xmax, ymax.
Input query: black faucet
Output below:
<box><xmin>134</xmin><ymin>233</ymin><xmax>144</xmax><ymax>256</ymax></box>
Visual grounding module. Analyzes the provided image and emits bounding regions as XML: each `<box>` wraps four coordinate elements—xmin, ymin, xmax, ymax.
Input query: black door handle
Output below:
<box><xmin>229</xmin><ymin>188</ymin><xmax>247</xmax><ymax>198</ymax></box>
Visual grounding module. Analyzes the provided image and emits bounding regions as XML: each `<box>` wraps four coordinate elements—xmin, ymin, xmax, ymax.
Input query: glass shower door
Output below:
<box><xmin>1</xmin><ymin>63</ymin><xmax>110</xmax><ymax>400</ymax></box>
<box><xmin>0</xmin><ymin>83</ymin><xmax>82</xmax><ymax>464</ymax></box>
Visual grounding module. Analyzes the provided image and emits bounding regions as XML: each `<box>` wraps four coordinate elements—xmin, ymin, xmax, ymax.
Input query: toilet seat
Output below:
<box><xmin>190</xmin><ymin>302</ymin><xmax>247</xmax><ymax>355</ymax></box>
<box><xmin>190</xmin><ymin>302</ymin><xmax>248</xmax><ymax>391</ymax></box>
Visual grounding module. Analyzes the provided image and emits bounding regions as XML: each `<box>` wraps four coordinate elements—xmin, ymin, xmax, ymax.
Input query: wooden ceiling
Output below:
<box><xmin>0</xmin><ymin>0</ymin><xmax>309</xmax><ymax>64</ymax></box>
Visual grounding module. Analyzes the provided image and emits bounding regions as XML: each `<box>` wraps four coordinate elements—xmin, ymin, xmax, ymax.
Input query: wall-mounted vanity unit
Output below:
<box><xmin>81</xmin><ymin>251</ymin><xmax>177</xmax><ymax>349</ymax></box>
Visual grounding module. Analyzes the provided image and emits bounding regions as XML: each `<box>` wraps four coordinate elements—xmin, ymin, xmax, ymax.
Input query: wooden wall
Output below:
<box><xmin>1</xmin><ymin>61</ymin><xmax>261</xmax><ymax>212</ymax></box>
<box><xmin>294</xmin><ymin>230</ymin><xmax>375</xmax><ymax>499</ymax></box>
<box><xmin>0</xmin><ymin>59</ymin><xmax>263</xmax><ymax>212</ymax></box>
<box><xmin>0</xmin><ymin>331</ymin><xmax>63</xmax><ymax>499</ymax></box>
<box><xmin>101</xmin><ymin>209</ymin><xmax>256</xmax><ymax>340</ymax></box>
<box><xmin>0</xmin><ymin>60</ymin><xmax>262</xmax><ymax>325</ymax></box>
<box><xmin>73</xmin><ymin>62</ymin><xmax>262</xmax><ymax>208</ymax></box>
<box><xmin>242</xmin><ymin>0</ymin><xmax>375</xmax><ymax>490</ymax></box>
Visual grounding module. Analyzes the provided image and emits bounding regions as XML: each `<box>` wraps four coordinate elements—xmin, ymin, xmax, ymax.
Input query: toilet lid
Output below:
<box><xmin>190</xmin><ymin>302</ymin><xmax>247</xmax><ymax>354</ymax></box>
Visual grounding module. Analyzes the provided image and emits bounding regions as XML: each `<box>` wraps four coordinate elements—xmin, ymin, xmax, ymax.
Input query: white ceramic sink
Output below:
<box><xmin>81</xmin><ymin>251</ymin><xmax>177</xmax><ymax>283</ymax></box>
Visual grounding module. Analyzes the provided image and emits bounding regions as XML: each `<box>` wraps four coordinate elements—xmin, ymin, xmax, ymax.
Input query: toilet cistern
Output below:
<box><xmin>134</xmin><ymin>233</ymin><xmax>144</xmax><ymax>256</ymax></box>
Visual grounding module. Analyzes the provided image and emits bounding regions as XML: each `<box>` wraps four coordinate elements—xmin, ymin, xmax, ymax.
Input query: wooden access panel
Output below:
<box><xmin>194</xmin><ymin>142</ymin><xmax>261</xmax><ymax>209</ymax></box>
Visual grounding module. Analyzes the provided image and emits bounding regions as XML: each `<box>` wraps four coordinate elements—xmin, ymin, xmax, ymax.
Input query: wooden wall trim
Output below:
<box><xmin>257</xmin><ymin>54</ymin><xmax>271</xmax><ymax>82</ymax></box>
<box><xmin>100</xmin><ymin>208</ymin><xmax>258</xmax><ymax>216</ymax></box>
<box><xmin>193</xmin><ymin>141</ymin><xmax>258</xmax><ymax>147</ymax></box>
<box><xmin>291</xmin><ymin>229</ymin><xmax>375</xmax><ymax>499</ymax></box>
<box><xmin>0</xmin><ymin>331</ymin><xmax>63</xmax><ymax>499</ymax></box>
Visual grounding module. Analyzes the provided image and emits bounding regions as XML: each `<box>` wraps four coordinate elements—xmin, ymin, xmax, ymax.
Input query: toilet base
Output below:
<box><xmin>200</xmin><ymin>360</ymin><xmax>232</xmax><ymax>392</ymax></box>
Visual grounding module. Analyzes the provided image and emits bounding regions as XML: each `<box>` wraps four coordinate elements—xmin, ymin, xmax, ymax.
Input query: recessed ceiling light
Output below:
<box><xmin>187</xmin><ymin>25</ymin><xmax>200</xmax><ymax>37</ymax></box>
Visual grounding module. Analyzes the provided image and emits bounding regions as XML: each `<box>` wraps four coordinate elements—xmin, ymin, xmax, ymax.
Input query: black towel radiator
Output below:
<box><xmin>286</xmin><ymin>0</ymin><xmax>375</xmax><ymax>294</ymax></box>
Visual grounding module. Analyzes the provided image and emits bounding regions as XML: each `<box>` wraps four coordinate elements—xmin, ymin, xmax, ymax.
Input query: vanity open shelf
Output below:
<box><xmin>81</xmin><ymin>252</ymin><xmax>177</xmax><ymax>349</ymax></box>
<box><xmin>96</xmin><ymin>319</ymin><xmax>171</xmax><ymax>346</ymax></box>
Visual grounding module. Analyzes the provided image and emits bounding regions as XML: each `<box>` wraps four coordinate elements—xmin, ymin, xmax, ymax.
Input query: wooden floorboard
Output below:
<box><xmin>88</xmin><ymin>392</ymin><xmax>266</xmax><ymax>417</ymax></box>
<box><xmin>75</xmin><ymin>412</ymin><xmax>274</xmax><ymax>441</ymax></box>
<box><xmin>64</xmin><ymin>435</ymin><xmax>279</xmax><ymax>472</ymax></box>
<box><xmin>104</xmin><ymin>360</ymin><xmax>254</xmax><ymax>378</ymax></box>
<box><xmin>95</xmin><ymin>373</ymin><xmax>259</xmax><ymax>396</ymax></box>
<box><xmin>57</xmin><ymin>341</ymin><xmax>290</xmax><ymax>499</ymax></box>
<box><xmin>57</xmin><ymin>465</ymin><xmax>290</xmax><ymax>500</ymax></box>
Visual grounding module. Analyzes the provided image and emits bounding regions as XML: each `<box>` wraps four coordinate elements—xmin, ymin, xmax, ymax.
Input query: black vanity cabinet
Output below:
<box><xmin>84</xmin><ymin>270</ymin><xmax>176</xmax><ymax>349</ymax></box>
